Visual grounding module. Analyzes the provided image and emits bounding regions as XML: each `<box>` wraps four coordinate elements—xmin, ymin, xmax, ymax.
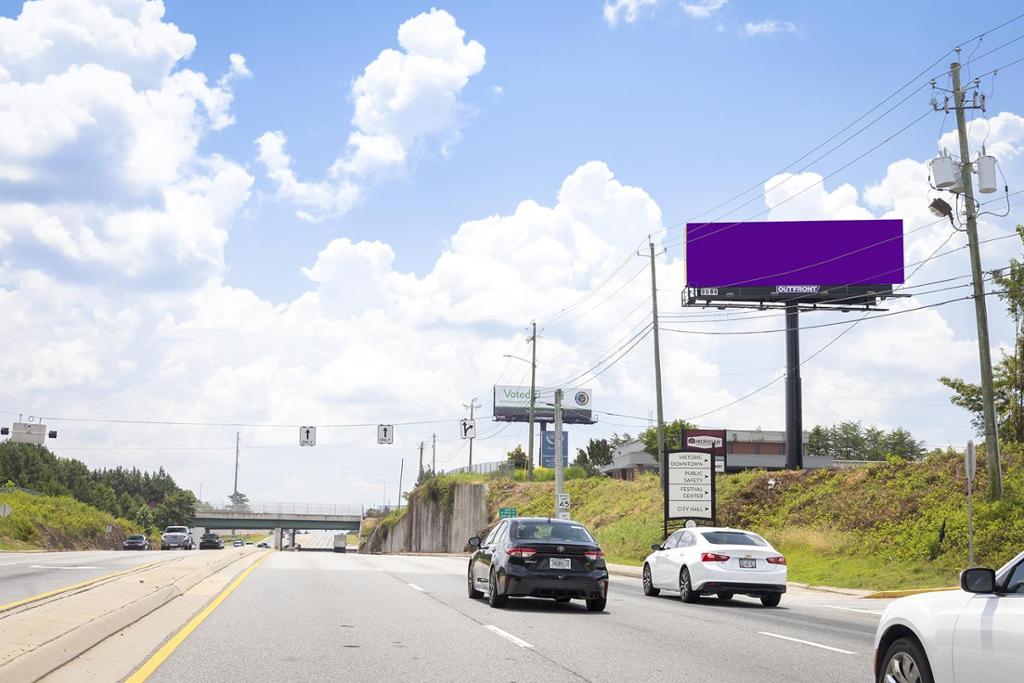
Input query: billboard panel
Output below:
<box><xmin>685</xmin><ymin>219</ymin><xmax>904</xmax><ymax>305</ymax></box>
<box><xmin>493</xmin><ymin>386</ymin><xmax>595</xmax><ymax>424</ymax></box>
<box><xmin>540</xmin><ymin>430</ymin><xmax>570</xmax><ymax>468</ymax></box>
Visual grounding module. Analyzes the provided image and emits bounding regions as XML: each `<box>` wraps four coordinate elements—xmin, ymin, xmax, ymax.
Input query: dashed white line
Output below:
<box><xmin>407</xmin><ymin>582</ymin><xmax>426</xmax><ymax>592</ymax></box>
<box><xmin>758</xmin><ymin>631</ymin><xmax>858</xmax><ymax>655</ymax></box>
<box><xmin>484</xmin><ymin>625</ymin><xmax>533</xmax><ymax>649</ymax></box>
<box><xmin>822</xmin><ymin>605</ymin><xmax>884</xmax><ymax>616</ymax></box>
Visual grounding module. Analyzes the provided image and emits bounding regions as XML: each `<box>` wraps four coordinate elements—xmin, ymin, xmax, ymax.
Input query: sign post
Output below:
<box><xmin>966</xmin><ymin>440</ymin><xmax>976</xmax><ymax>565</ymax></box>
<box><xmin>556</xmin><ymin>493</ymin><xmax>571</xmax><ymax>521</ymax></box>
<box><xmin>0</xmin><ymin>502</ymin><xmax>11</xmax><ymax>518</ymax></box>
<box><xmin>665</xmin><ymin>427</ymin><xmax>723</xmax><ymax>539</ymax></box>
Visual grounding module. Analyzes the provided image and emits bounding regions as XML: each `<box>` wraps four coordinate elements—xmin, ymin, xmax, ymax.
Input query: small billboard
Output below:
<box><xmin>685</xmin><ymin>219</ymin><xmax>904</xmax><ymax>306</ymax></box>
<box><xmin>540</xmin><ymin>431</ymin><xmax>569</xmax><ymax>469</ymax></box>
<box><xmin>493</xmin><ymin>386</ymin><xmax>595</xmax><ymax>424</ymax></box>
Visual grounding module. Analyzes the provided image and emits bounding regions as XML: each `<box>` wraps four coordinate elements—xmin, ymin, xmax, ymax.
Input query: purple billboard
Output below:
<box><xmin>686</xmin><ymin>219</ymin><xmax>905</xmax><ymax>289</ymax></box>
<box><xmin>688</xmin><ymin>219</ymin><xmax>905</xmax><ymax>288</ymax></box>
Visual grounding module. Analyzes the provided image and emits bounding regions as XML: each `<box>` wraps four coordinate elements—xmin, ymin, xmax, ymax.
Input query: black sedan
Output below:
<box><xmin>122</xmin><ymin>534</ymin><xmax>149</xmax><ymax>550</ymax></box>
<box><xmin>199</xmin><ymin>533</ymin><xmax>224</xmax><ymax>550</ymax></box>
<box><xmin>467</xmin><ymin>517</ymin><xmax>608</xmax><ymax>612</ymax></box>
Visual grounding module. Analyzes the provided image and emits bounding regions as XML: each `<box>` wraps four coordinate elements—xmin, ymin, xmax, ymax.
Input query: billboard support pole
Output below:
<box><xmin>950</xmin><ymin>60</ymin><xmax>1002</xmax><ymax>500</ymax></box>
<box><xmin>554</xmin><ymin>389</ymin><xmax>564</xmax><ymax>509</ymax></box>
<box><xmin>785</xmin><ymin>304</ymin><xmax>803</xmax><ymax>469</ymax></box>
<box><xmin>649</xmin><ymin>241</ymin><xmax>668</xmax><ymax>489</ymax></box>
<box><xmin>527</xmin><ymin>321</ymin><xmax>537</xmax><ymax>481</ymax></box>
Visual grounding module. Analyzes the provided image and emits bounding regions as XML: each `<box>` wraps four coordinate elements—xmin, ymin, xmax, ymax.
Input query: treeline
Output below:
<box><xmin>0</xmin><ymin>442</ymin><xmax>196</xmax><ymax>532</ymax></box>
<box><xmin>807</xmin><ymin>422</ymin><xmax>925</xmax><ymax>461</ymax></box>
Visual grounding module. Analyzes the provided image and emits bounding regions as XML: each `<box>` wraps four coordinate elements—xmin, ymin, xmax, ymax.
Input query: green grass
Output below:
<box><xmin>0</xmin><ymin>490</ymin><xmax>144</xmax><ymax>551</ymax></box>
<box><xmin>403</xmin><ymin>443</ymin><xmax>1024</xmax><ymax>590</ymax></box>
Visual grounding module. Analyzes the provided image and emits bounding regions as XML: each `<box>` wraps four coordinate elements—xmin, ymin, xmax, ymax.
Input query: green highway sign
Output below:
<box><xmin>499</xmin><ymin>507</ymin><xmax>517</xmax><ymax>519</ymax></box>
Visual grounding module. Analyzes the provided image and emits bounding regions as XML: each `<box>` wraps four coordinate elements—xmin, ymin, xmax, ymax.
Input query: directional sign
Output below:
<box><xmin>299</xmin><ymin>426</ymin><xmax>316</xmax><ymax>447</ymax></box>
<box><xmin>666</xmin><ymin>451</ymin><xmax>715</xmax><ymax>522</ymax></box>
<box><xmin>499</xmin><ymin>507</ymin><xmax>517</xmax><ymax>519</ymax></box>
<box><xmin>377</xmin><ymin>424</ymin><xmax>394</xmax><ymax>445</ymax></box>
<box><xmin>0</xmin><ymin>502</ymin><xmax>11</xmax><ymax>518</ymax></box>
<box><xmin>460</xmin><ymin>419</ymin><xmax>476</xmax><ymax>439</ymax></box>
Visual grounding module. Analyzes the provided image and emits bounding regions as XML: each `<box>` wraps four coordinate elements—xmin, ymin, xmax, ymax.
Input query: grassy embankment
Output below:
<box><xmin>418</xmin><ymin>446</ymin><xmax>1024</xmax><ymax>590</ymax></box>
<box><xmin>0</xmin><ymin>489</ymin><xmax>144</xmax><ymax>551</ymax></box>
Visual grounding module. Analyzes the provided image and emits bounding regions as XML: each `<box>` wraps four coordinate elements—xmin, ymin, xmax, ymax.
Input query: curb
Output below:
<box><xmin>862</xmin><ymin>586</ymin><xmax>958</xmax><ymax>599</ymax></box>
<box><xmin>0</xmin><ymin>549</ymin><xmax>264</xmax><ymax>683</ymax></box>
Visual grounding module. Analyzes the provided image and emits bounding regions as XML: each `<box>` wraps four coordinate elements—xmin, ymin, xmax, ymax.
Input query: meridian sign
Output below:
<box><xmin>684</xmin><ymin>219</ymin><xmax>905</xmax><ymax>307</ymax></box>
<box><xmin>492</xmin><ymin>386</ymin><xmax>595</xmax><ymax>424</ymax></box>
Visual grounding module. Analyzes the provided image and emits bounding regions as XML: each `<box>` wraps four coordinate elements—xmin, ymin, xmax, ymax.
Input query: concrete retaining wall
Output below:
<box><xmin>364</xmin><ymin>483</ymin><xmax>489</xmax><ymax>554</ymax></box>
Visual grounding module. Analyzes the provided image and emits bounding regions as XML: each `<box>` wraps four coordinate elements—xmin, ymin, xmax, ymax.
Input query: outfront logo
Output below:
<box><xmin>574</xmin><ymin>391</ymin><xmax>589</xmax><ymax>407</ymax></box>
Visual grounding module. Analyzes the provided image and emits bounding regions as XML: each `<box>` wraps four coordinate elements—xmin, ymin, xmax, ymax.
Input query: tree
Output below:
<box><xmin>228</xmin><ymin>491</ymin><xmax>251</xmax><ymax>511</ymax></box>
<box><xmin>863</xmin><ymin>426</ymin><xmax>887</xmax><ymax>461</ymax></box>
<box><xmin>807</xmin><ymin>425</ymin><xmax>834</xmax><ymax>457</ymax></box>
<box><xmin>885</xmin><ymin>427</ymin><xmax>925</xmax><ymax>461</ymax></box>
<box><xmin>608</xmin><ymin>432</ymin><xmax>633</xmax><ymax>448</ymax></box>
<box><xmin>154</xmin><ymin>490</ymin><xmax>197</xmax><ymax>530</ymax></box>
<box><xmin>833</xmin><ymin>421</ymin><xmax>866</xmax><ymax>460</ymax></box>
<box><xmin>574</xmin><ymin>438</ymin><xmax>612</xmax><ymax>476</ymax></box>
<box><xmin>640</xmin><ymin>419</ymin><xmax>697</xmax><ymax>460</ymax></box>
<box><xmin>506</xmin><ymin>445</ymin><xmax>527</xmax><ymax>469</ymax></box>
<box><xmin>135</xmin><ymin>504</ymin><xmax>155</xmax><ymax>534</ymax></box>
<box><xmin>940</xmin><ymin>225</ymin><xmax>1024</xmax><ymax>443</ymax></box>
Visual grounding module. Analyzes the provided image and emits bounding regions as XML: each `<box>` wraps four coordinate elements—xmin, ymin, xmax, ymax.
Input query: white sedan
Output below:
<box><xmin>874</xmin><ymin>549</ymin><xmax>1024</xmax><ymax>683</ymax></box>
<box><xmin>641</xmin><ymin>527</ymin><xmax>787</xmax><ymax>607</ymax></box>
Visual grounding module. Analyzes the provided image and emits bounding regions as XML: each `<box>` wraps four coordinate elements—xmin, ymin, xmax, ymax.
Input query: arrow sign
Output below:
<box><xmin>0</xmin><ymin>502</ymin><xmax>10</xmax><ymax>518</ymax></box>
<box><xmin>666</xmin><ymin>450</ymin><xmax>715</xmax><ymax>521</ymax></box>
<box><xmin>299</xmin><ymin>426</ymin><xmax>316</xmax><ymax>447</ymax></box>
<box><xmin>377</xmin><ymin>424</ymin><xmax>394</xmax><ymax>445</ymax></box>
<box><xmin>460</xmin><ymin>419</ymin><xmax>476</xmax><ymax>439</ymax></box>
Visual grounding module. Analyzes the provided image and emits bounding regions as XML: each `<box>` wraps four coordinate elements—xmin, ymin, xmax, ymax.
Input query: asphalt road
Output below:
<box><xmin>0</xmin><ymin>549</ymin><xmax>189</xmax><ymax>606</ymax></box>
<box><xmin>146</xmin><ymin>552</ymin><xmax>894</xmax><ymax>682</ymax></box>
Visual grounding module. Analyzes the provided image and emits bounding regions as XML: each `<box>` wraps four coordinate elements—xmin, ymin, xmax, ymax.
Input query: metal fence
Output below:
<box><xmin>203</xmin><ymin>502</ymin><xmax>365</xmax><ymax>516</ymax></box>
<box><xmin>443</xmin><ymin>460</ymin><xmax>514</xmax><ymax>476</ymax></box>
<box><xmin>0</xmin><ymin>485</ymin><xmax>44</xmax><ymax>496</ymax></box>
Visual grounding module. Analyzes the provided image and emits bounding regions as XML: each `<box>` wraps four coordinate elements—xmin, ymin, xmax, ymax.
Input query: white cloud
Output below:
<box><xmin>740</xmin><ymin>19</ymin><xmax>798</xmax><ymax>37</ymax></box>
<box><xmin>0</xmin><ymin>0</ymin><xmax>253</xmax><ymax>282</ymax></box>
<box><xmin>681</xmin><ymin>0</ymin><xmax>727</xmax><ymax>19</ymax></box>
<box><xmin>256</xmin><ymin>8</ymin><xmax>485</xmax><ymax>221</ymax></box>
<box><xmin>603</xmin><ymin>0</ymin><xmax>660</xmax><ymax>25</ymax></box>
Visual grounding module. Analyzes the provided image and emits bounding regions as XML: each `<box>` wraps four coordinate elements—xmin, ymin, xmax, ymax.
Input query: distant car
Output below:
<box><xmin>233</xmin><ymin>538</ymin><xmax>244</xmax><ymax>547</ymax></box>
<box><xmin>874</xmin><ymin>549</ymin><xmax>1024</xmax><ymax>683</ymax></box>
<box><xmin>160</xmin><ymin>526</ymin><xmax>194</xmax><ymax>550</ymax></box>
<box><xmin>122</xmin><ymin>534</ymin><xmax>149</xmax><ymax>551</ymax></box>
<box><xmin>257</xmin><ymin>542</ymin><xmax>269</xmax><ymax>548</ymax></box>
<box><xmin>467</xmin><ymin>517</ymin><xmax>608</xmax><ymax>612</ymax></box>
<box><xmin>199</xmin><ymin>532</ymin><xmax>224</xmax><ymax>550</ymax></box>
<box><xmin>641</xmin><ymin>527</ymin><xmax>787</xmax><ymax>607</ymax></box>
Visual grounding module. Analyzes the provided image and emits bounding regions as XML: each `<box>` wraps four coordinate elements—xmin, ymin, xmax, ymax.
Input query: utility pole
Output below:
<box><xmin>554</xmin><ymin>388</ymin><xmax>564</xmax><ymax>507</ymax></box>
<box><xmin>527</xmin><ymin>321</ymin><xmax>537</xmax><ymax>481</ymax></box>
<box><xmin>431</xmin><ymin>433</ymin><xmax>436</xmax><ymax>474</ymax></box>
<box><xmin>464</xmin><ymin>398</ymin><xmax>479</xmax><ymax>469</ymax></box>
<box><xmin>398</xmin><ymin>458</ymin><xmax>404</xmax><ymax>510</ymax></box>
<box><xmin>232</xmin><ymin>431</ymin><xmax>240</xmax><ymax>497</ymax></box>
<box><xmin>649</xmin><ymin>242</ymin><xmax>667</xmax><ymax>488</ymax></box>
<box><xmin>949</xmin><ymin>58</ymin><xmax>1003</xmax><ymax>499</ymax></box>
<box><xmin>418</xmin><ymin>441</ymin><xmax>424</xmax><ymax>480</ymax></box>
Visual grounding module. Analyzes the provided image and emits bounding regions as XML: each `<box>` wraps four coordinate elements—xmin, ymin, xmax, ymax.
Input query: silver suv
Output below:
<box><xmin>160</xmin><ymin>526</ymin><xmax>194</xmax><ymax>550</ymax></box>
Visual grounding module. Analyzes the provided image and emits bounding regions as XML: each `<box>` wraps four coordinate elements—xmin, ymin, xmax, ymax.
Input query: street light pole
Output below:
<box><xmin>528</xmin><ymin>322</ymin><xmax>537</xmax><ymax>481</ymax></box>
<box><xmin>463</xmin><ymin>398</ymin><xmax>480</xmax><ymax>469</ymax></box>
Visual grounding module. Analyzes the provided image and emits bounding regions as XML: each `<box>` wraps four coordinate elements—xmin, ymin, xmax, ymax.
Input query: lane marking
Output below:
<box><xmin>758</xmin><ymin>631</ymin><xmax>858</xmax><ymax>655</ymax></box>
<box><xmin>29</xmin><ymin>565</ymin><xmax>100</xmax><ymax>570</ymax></box>
<box><xmin>407</xmin><ymin>582</ymin><xmax>425</xmax><ymax>592</ymax></box>
<box><xmin>126</xmin><ymin>552</ymin><xmax>271</xmax><ymax>683</ymax></box>
<box><xmin>0</xmin><ymin>560</ymin><xmax>165</xmax><ymax>614</ymax></box>
<box><xmin>822</xmin><ymin>605</ymin><xmax>884</xmax><ymax>616</ymax></box>
<box><xmin>484</xmin><ymin>625</ymin><xmax>533</xmax><ymax>649</ymax></box>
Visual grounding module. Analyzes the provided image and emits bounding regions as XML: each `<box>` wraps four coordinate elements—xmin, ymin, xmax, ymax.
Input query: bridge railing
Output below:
<box><xmin>201</xmin><ymin>502</ymin><xmax>365</xmax><ymax>517</ymax></box>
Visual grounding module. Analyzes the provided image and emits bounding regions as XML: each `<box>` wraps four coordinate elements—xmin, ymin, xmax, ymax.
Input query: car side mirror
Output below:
<box><xmin>651</xmin><ymin>543</ymin><xmax>662</xmax><ymax>551</ymax></box>
<box><xmin>468</xmin><ymin>536</ymin><xmax>481</xmax><ymax>548</ymax></box>
<box><xmin>961</xmin><ymin>567</ymin><xmax>996</xmax><ymax>594</ymax></box>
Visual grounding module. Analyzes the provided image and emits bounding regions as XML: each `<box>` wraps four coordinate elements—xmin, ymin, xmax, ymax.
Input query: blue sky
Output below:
<box><xmin>2</xmin><ymin>0</ymin><xmax>1023</xmax><ymax>505</ymax></box>
<box><xmin>154</xmin><ymin>1</ymin><xmax>1024</xmax><ymax>303</ymax></box>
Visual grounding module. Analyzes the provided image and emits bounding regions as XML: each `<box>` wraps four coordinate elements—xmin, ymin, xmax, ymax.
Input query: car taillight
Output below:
<box><xmin>767</xmin><ymin>556</ymin><xmax>787</xmax><ymax>565</ymax></box>
<box><xmin>701</xmin><ymin>552</ymin><xmax>730</xmax><ymax>562</ymax></box>
<box><xmin>583</xmin><ymin>550</ymin><xmax>605</xmax><ymax>561</ymax></box>
<box><xmin>507</xmin><ymin>546</ymin><xmax>537</xmax><ymax>559</ymax></box>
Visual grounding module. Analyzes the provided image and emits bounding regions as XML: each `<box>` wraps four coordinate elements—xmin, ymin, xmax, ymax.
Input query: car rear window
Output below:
<box><xmin>511</xmin><ymin>522</ymin><xmax>595</xmax><ymax>543</ymax></box>
<box><xmin>127</xmin><ymin>535</ymin><xmax>145</xmax><ymax>541</ymax></box>
<box><xmin>166</xmin><ymin>527</ymin><xmax>188</xmax><ymax>534</ymax></box>
<box><xmin>701</xmin><ymin>531</ymin><xmax>767</xmax><ymax>546</ymax></box>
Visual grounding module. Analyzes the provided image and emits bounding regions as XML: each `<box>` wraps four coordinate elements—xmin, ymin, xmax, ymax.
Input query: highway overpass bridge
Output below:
<box><xmin>195</xmin><ymin>504</ymin><xmax>363</xmax><ymax>548</ymax></box>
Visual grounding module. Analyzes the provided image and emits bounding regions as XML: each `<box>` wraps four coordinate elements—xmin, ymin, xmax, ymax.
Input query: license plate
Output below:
<box><xmin>739</xmin><ymin>558</ymin><xmax>756</xmax><ymax>569</ymax></box>
<box><xmin>549</xmin><ymin>558</ymin><xmax>571</xmax><ymax>570</ymax></box>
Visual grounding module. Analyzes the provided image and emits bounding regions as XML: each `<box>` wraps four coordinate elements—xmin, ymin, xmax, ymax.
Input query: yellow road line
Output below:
<box><xmin>0</xmin><ymin>559</ymin><xmax>165</xmax><ymax>614</ymax></box>
<box><xmin>126</xmin><ymin>552</ymin><xmax>270</xmax><ymax>682</ymax></box>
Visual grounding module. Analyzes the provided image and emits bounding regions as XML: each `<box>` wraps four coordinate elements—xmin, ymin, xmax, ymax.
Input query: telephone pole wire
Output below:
<box><xmin>649</xmin><ymin>242</ymin><xmax>668</xmax><ymax>488</ymax></box>
<box><xmin>949</xmin><ymin>58</ymin><xmax>1003</xmax><ymax>499</ymax></box>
